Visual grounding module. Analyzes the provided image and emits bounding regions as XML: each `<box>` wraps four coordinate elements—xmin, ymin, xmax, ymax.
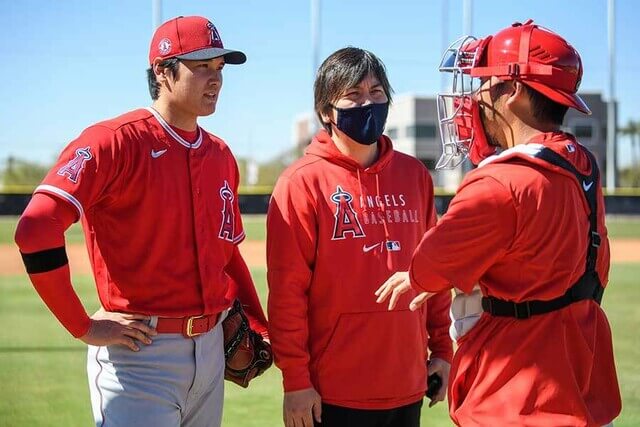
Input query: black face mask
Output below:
<box><xmin>332</xmin><ymin>102</ymin><xmax>389</xmax><ymax>145</ymax></box>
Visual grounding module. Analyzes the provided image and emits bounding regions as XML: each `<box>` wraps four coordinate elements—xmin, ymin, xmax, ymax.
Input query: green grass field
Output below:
<box><xmin>0</xmin><ymin>215</ymin><xmax>268</xmax><ymax>245</ymax></box>
<box><xmin>3</xmin><ymin>214</ymin><xmax>640</xmax><ymax>244</ymax></box>
<box><xmin>1</xmin><ymin>216</ymin><xmax>639</xmax><ymax>426</ymax></box>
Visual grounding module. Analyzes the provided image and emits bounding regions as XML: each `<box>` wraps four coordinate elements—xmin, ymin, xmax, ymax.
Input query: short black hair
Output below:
<box><xmin>314</xmin><ymin>47</ymin><xmax>393</xmax><ymax>133</ymax></box>
<box><xmin>523</xmin><ymin>84</ymin><xmax>569</xmax><ymax>126</ymax></box>
<box><xmin>146</xmin><ymin>58</ymin><xmax>180</xmax><ymax>100</ymax></box>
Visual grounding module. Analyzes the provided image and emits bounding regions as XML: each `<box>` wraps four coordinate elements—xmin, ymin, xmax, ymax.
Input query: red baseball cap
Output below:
<box><xmin>149</xmin><ymin>16</ymin><xmax>246</xmax><ymax>65</ymax></box>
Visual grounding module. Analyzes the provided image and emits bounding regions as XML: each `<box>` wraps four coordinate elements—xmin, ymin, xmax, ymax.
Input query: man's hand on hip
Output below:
<box><xmin>79</xmin><ymin>307</ymin><xmax>157</xmax><ymax>351</ymax></box>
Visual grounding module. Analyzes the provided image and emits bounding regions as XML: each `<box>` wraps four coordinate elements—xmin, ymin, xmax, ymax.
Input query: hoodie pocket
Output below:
<box><xmin>316</xmin><ymin>310</ymin><xmax>427</xmax><ymax>402</ymax></box>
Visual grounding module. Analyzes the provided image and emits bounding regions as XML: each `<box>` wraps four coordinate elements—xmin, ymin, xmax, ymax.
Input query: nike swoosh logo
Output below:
<box><xmin>582</xmin><ymin>181</ymin><xmax>593</xmax><ymax>191</ymax></box>
<box><xmin>363</xmin><ymin>243</ymin><xmax>381</xmax><ymax>253</ymax></box>
<box><xmin>151</xmin><ymin>149</ymin><xmax>168</xmax><ymax>158</ymax></box>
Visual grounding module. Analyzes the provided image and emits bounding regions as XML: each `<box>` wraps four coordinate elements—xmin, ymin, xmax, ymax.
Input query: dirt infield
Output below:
<box><xmin>3</xmin><ymin>239</ymin><xmax>640</xmax><ymax>276</ymax></box>
<box><xmin>0</xmin><ymin>241</ymin><xmax>267</xmax><ymax>276</ymax></box>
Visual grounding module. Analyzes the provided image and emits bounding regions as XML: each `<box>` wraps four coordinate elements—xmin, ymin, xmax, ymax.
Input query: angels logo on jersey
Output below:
<box><xmin>57</xmin><ymin>147</ymin><xmax>92</xmax><ymax>183</ymax></box>
<box><xmin>218</xmin><ymin>180</ymin><xmax>235</xmax><ymax>242</ymax></box>
<box><xmin>331</xmin><ymin>185</ymin><xmax>365</xmax><ymax>240</ymax></box>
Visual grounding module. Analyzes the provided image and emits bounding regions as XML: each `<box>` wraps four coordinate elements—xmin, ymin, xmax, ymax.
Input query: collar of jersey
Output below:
<box><xmin>145</xmin><ymin>107</ymin><xmax>203</xmax><ymax>149</ymax></box>
<box><xmin>478</xmin><ymin>143</ymin><xmax>544</xmax><ymax>168</ymax></box>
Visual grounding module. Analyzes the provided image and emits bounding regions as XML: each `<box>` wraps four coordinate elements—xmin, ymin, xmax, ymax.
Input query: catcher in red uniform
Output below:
<box><xmin>377</xmin><ymin>20</ymin><xmax>621</xmax><ymax>427</ymax></box>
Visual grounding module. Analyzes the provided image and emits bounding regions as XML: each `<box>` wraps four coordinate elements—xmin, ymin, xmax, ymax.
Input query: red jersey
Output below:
<box><xmin>267</xmin><ymin>130</ymin><xmax>453</xmax><ymax>410</ymax></box>
<box><xmin>410</xmin><ymin>132</ymin><xmax>621</xmax><ymax>426</ymax></box>
<box><xmin>35</xmin><ymin>108</ymin><xmax>244</xmax><ymax>317</ymax></box>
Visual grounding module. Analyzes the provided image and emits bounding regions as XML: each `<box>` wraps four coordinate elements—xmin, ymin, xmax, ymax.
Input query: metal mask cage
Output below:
<box><xmin>436</xmin><ymin>36</ymin><xmax>484</xmax><ymax>170</ymax></box>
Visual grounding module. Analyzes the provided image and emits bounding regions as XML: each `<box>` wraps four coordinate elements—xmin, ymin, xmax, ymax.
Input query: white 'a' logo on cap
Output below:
<box><xmin>207</xmin><ymin>22</ymin><xmax>221</xmax><ymax>44</ymax></box>
<box><xmin>158</xmin><ymin>38</ymin><xmax>172</xmax><ymax>55</ymax></box>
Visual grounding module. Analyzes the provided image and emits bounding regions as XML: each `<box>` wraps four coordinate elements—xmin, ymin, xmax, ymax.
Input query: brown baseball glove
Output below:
<box><xmin>222</xmin><ymin>299</ymin><xmax>273</xmax><ymax>388</ymax></box>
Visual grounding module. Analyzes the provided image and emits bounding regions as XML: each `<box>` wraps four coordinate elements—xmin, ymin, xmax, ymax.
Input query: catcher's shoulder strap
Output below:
<box><xmin>482</xmin><ymin>146</ymin><xmax>605</xmax><ymax>319</ymax></box>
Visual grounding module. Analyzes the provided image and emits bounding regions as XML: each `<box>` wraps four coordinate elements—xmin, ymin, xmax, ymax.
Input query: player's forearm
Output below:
<box><xmin>15</xmin><ymin>193</ymin><xmax>90</xmax><ymax>338</ymax></box>
<box><xmin>225</xmin><ymin>246</ymin><xmax>268</xmax><ymax>337</ymax></box>
<box><xmin>28</xmin><ymin>265</ymin><xmax>92</xmax><ymax>337</ymax></box>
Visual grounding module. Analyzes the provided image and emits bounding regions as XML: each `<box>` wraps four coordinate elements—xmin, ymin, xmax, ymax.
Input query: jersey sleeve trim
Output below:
<box><xmin>34</xmin><ymin>185</ymin><xmax>84</xmax><ymax>219</ymax></box>
<box><xmin>233</xmin><ymin>231</ymin><xmax>246</xmax><ymax>245</ymax></box>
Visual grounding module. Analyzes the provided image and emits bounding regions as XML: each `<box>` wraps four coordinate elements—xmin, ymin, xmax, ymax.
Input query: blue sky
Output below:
<box><xmin>0</xmin><ymin>0</ymin><xmax>638</xmax><ymax>165</ymax></box>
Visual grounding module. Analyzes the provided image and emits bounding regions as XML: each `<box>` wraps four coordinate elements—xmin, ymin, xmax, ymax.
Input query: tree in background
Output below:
<box><xmin>255</xmin><ymin>141</ymin><xmax>307</xmax><ymax>187</ymax></box>
<box><xmin>618</xmin><ymin>120</ymin><xmax>640</xmax><ymax>187</ymax></box>
<box><xmin>236</xmin><ymin>157</ymin><xmax>248</xmax><ymax>186</ymax></box>
<box><xmin>1</xmin><ymin>156</ymin><xmax>51</xmax><ymax>191</ymax></box>
<box><xmin>1</xmin><ymin>137</ymin><xmax>309</xmax><ymax>193</ymax></box>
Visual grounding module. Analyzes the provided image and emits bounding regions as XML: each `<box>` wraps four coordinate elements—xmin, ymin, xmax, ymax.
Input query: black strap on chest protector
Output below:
<box><xmin>482</xmin><ymin>147</ymin><xmax>605</xmax><ymax>319</ymax></box>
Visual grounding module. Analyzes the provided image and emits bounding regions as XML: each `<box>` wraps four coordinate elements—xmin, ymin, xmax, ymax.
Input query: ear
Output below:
<box><xmin>320</xmin><ymin>108</ymin><xmax>334</xmax><ymax>126</ymax></box>
<box><xmin>152</xmin><ymin>58</ymin><xmax>170</xmax><ymax>84</ymax></box>
<box><xmin>505</xmin><ymin>80</ymin><xmax>526</xmax><ymax>109</ymax></box>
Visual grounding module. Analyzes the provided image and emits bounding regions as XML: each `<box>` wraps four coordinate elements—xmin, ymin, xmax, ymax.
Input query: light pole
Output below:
<box><xmin>152</xmin><ymin>0</ymin><xmax>162</xmax><ymax>31</ymax></box>
<box><xmin>310</xmin><ymin>0</ymin><xmax>321</xmax><ymax>136</ymax></box>
<box><xmin>463</xmin><ymin>0</ymin><xmax>472</xmax><ymax>36</ymax></box>
<box><xmin>606</xmin><ymin>0</ymin><xmax>617</xmax><ymax>191</ymax></box>
<box><xmin>461</xmin><ymin>0</ymin><xmax>473</xmax><ymax>174</ymax></box>
<box><xmin>440</xmin><ymin>0</ymin><xmax>449</xmax><ymax>91</ymax></box>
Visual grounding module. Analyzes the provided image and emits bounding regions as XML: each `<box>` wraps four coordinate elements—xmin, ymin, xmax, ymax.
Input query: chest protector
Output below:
<box><xmin>482</xmin><ymin>147</ymin><xmax>605</xmax><ymax>319</ymax></box>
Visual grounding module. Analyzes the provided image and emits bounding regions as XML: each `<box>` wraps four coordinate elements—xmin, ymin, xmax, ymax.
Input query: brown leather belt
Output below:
<box><xmin>155</xmin><ymin>313</ymin><xmax>221</xmax><ymax>338</ymax></box>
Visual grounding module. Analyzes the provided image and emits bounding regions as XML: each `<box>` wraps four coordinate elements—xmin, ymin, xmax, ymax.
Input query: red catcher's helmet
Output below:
<box><xmin>470</xmin><ymin>19</ymin><xmax>590</xmax><ymax>114</ymax></box>
<box><xmin>435</xmin><ymin>19</ymin><xmax>590</xmax><ymax>169</ymax></box>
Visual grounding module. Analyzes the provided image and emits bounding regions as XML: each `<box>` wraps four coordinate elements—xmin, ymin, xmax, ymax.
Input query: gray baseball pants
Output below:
<box><xmin>87</xmin><ymin>316</ymin><xmax>225</xmax><ymax>427</ymax></box>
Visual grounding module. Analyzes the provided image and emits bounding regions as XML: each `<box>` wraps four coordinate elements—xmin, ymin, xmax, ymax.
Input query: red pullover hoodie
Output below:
<box><xmin>267</xmin><ymin>130</ymin><xmax>453</xmax><ymax>410</ymax></box>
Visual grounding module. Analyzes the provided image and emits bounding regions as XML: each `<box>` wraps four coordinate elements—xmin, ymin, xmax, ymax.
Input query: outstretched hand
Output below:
<box><xmin>375</xmin><ymin>271</ymin><xmax>433</xmax><ymax>311</ymax></box>
<box><xmin>79</xmin><ymin>307</ymin><xmax>157</xmax><ymax>351</ymax></box>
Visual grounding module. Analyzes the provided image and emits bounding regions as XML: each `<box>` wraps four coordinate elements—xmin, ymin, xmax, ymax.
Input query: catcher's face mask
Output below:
<box><xmin>436</xmin><ymin>35</ymin><xmax>494</xmax><ymax>169</ymax></box>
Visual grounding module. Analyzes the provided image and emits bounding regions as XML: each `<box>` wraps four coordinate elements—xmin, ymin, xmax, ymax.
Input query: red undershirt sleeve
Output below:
<box><xmin>14</xmin><ymin>193</ymin><xmax>91</xmax><ymax>338</ymax></box>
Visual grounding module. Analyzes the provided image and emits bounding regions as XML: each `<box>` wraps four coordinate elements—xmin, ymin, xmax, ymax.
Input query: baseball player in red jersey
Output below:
<box><xmin>376</xmin><ymin>20</ymin><xmax>622</xmax><ymax>426</ymax></box>
<box><xmin>14</xmin><ymin>16</ymin><xmax>268</xmax><ymax>426</ymax></box>
<box><xmin>267</xmin><ymin>47</ymin><xmax>453</xmax><ymax>427</ymax></box>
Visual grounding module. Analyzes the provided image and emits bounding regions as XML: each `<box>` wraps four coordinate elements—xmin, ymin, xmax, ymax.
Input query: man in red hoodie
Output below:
<box><xmin>376</xmin><ymin>20</ymin><xmax>621</xmax><ymax>426</ymax></box>
<box><xmin>267</xmin><ymin>47</ymin><xmax>453</xmax><ymax>427</ymax></box>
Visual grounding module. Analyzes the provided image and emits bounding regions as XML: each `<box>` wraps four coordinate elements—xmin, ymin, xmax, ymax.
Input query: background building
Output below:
<box><xmin>292</xmin><ymin>112</ymin><xmax>315</xmax><ymax>150</ymax></box>
<box><xmin>563</xmin><ymin>92</ymin><xmax>614</xmax><ymax>186</ymax></box>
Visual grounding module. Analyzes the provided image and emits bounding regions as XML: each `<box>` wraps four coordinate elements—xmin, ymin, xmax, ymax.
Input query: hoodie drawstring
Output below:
<box><xmin>356</xmin><ymin>169</ymin><xmax>367</xmax><ymax>214</ymax></box>
<box><xmin>375</xmin><ymin>173</ymin><xmax>394</xmax><ymax>270</ymax></box>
